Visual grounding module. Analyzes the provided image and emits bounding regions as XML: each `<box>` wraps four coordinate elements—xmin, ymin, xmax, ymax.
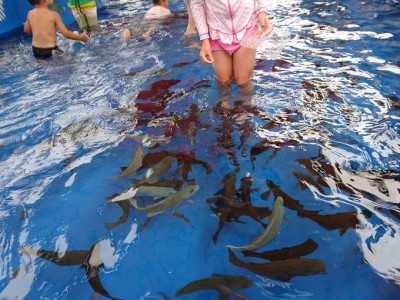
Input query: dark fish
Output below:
<box><xmin>105</xmin><ymin>200</ymin><xmax>130</xmax><ymax>230</ymax></box>
<box><xmin>239</xmin><ymin>174</ymin><xmax>268</xmax><ymax>227</ymax></box>
<box><xmin>272</xmin><ymin>59</ymin><xmax>289</xmax><ymax>72</ymax></box>
<box><xmin>240</xmin><ymin>176</ymin><xmax>253</xmax><ymax>199</ymax></box>
<box><xmin>215</xmin><ymin>120</ymin><xmax>240</xmax><ymax>173</ymax></box>
<box><xmin>209</xmin><ymin>175</ymin><xmax>270</xmax><ymax>244</ymax></box>
<box><xmin>210</xmin><ymin>204</ymin><xmax>271</xmax><ymax>245</ymax></box>
<box><xmin>228</xmin><ymin>249</ymin><xmax>327</xmax><ymax>281</ymax></box>
<box><xmin>216</xmin><ymin>284</ymin><xmax>248</xmax><ymax>300</ymax></box>
<box><xmin>242</xmin><ymin>239</ymin><xmax>318</xmax><ymax>261</ymax></box>
<box><xmin>19</xmin><ymin>243</ymin><xmax>121</xmax><ymax>300</ymax></box>
<box><xmin>292</xmin><ymin>171</ymin><xmax>325</xmax><ymax>194</ymax></box>
<box><xmin>139</xmin><ymin>151</ymin><xmax>174</xmax><ymax>171</ymax></box>
<box><xmin>250</xmin><ymin>139</ymin><xmax>299</xmax><ymax>167</ymax></box>
<box><xmin>172</xmin><ymin>211</ymin><xmax>192</xmax><ymax>226</ymax></box>
<box><xmin>175</xmin><ymin>274</ymin><xmax>253</xmax><ymax>297</ymax></box>
<box><xmin>220</xmin><ymin>174</ymin><xmax>241</xmax><ymax>207</ymax></box>
<box><xmin>172</xmin><ymin>60</ymin><xmax>196</xmax><ymax>68</ymax></box>
<box><xmin>177</xmin><ymin>156</ymin><xmax>213</xmax><ymax>180</ymax></box>
<box><xmin>265</xmin><ymin>180</ymin><xmax>369</xmax><ymax>235</ymax></box>
<box><xmin>19</xmin><ymin>210</ymin><xmax>29</xmax><ymax>221</ymax></box>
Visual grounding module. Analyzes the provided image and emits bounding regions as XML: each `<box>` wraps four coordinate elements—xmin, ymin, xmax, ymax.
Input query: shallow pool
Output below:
<box><xmin>0</xmin><ymin>0</ymin><xmax>399</xmax><ymax>299</ymax></box>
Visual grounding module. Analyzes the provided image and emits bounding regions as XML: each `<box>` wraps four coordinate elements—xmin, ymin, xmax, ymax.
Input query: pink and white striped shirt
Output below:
<box><xmin>190</xmin><ymin>0</ymin><xmax>269</xmax><ymax>44</ymax></box>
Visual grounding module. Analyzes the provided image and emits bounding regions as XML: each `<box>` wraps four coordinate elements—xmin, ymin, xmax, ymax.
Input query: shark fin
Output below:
<box><xmin>87</xmin><ymin>273</ymin><xmax>121</xmax><ymax>300</ymax></box>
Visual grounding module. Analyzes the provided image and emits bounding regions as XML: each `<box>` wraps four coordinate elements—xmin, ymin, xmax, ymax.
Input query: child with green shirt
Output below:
<box><xmin>68</xmin><ymin>0</ymin><xmax>98</xmax><ymax>32</ymax></box>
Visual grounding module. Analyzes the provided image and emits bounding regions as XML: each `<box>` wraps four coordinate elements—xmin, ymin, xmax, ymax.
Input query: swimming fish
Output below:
<box><xmin>132</xmin><ymin>180</ymin><xmax>184</xmax><ymax>191</ymax></box>
<box><xmin>172</xmin><ymin>211</ymin><xmax>192</xmax><ymax>226</ymax></box>
<box><xmin>138</xmin><ymin>151</ymin><xmax>174</xmax><ymax>171</ymax></box>
<box><xmin>242</xmin><ymin>239</ymin><xmax>318</xmax><ymax>261</ymax></box>
<box><xmin>227</xmin><ymin>196</ymin><xmax>284</xmax><ymax>251</ymax></box>
<box><xmin>119</xmin><ymin>145</ymin><xmax>144</xmax><ymax>177</ymax></box>
<box><xmin>220</xmin><ymin>174</ymin><xmax>241</xmax><ymax>207</ymax></box>
<box><xmin>108</xmin><ymin>186</ymin><xmax>177</xmax><ymax>202</ymax></box>
<box><xmin>238</xmin><ymin>174</ymin><xmax>267</xmax><ymax>228</ymax></box>
<box><xmin>264</xmin><ymin>180</ymin><xmax>369</xmax><ymax>235</ymax></box>
<box><xmin>239</xmin><ymin>175</ymin><xmax>253</xmax><ymax>204</ymax></box>
<box><xmin>105</xmin><ymin>200</ymin><xmax>130</xmax><ymax>230</ymax></box>
<box><xmin>216</xmin><ymin>284</ymin><xmax>248</xmax><ymax>300</ymax></box>
<box><xmin>175</xmin><ymin>274</ymin><xmax>253</xmax><ymax>298</ymax></box>
<box><xmin>129</xmin><ymin>134</ymin><xmax>171</xmax><ymax>148</ymax></box>
<box><xmin>18</xmin><ymin>242</ymin><xmax>121</xmax><ymax>300</ymax></box>
<box><xmin>210</xmin><ymin>204</ymin><xmax>271</xmax><ymax>245</ymax></box>
<box><xmin>293</xmin><ymin>171</ymin><xmax>325</xmax><ymax>194</ymax></box>
<box><xmin>130</xmin><ymin>185</ymin><xmax>199</xmax><ymax>217</ymax></box>
<box><xmin>228</xmin><ymin>249</ymin><xmax>327</xmax><ymax>282</ymax></box>
<box><xmin>139</xmin><ymin>155</ymin><xmax>175</xmax><ymax>185</ymax></box>
<box><xmin>176</xmin><ymin>155</ymin><xmax>213</xmax><ymax>183</ymax></box>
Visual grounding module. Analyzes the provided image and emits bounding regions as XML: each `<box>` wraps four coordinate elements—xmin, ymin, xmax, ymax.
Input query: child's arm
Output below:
<box><xmin>54</xmin><ymin>13</ymin><xmax>89</xmax><ymax>42</ymax></box>
<box><xmin>24</xmin><ymin>13</ymin><xmax>32</xmax><ymax>33</ymax></box>
<box><xmin>255</xmin><ymin>0</ymin><xmax>271</xmax><ymax>32</ymax></box>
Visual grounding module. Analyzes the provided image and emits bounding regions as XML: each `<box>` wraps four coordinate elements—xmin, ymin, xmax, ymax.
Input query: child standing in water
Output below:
<box><xmin>68</xmin><ymin>0</ymin><xmax>99</xmax><ymax>32</ymax></box>
<box><xmin>190</xmin><ymin>0</ymin><xmax>271</xmax><ymax>94</ymax></box>
<box><xmin>24</xmin><ymin>0</ymin><xmax>89</xmax><ymax>59</ymax></box>
<box><xmin>184</xmin><ymin>0</ymin><xmax>197</xmax><ymax>36</ymax></box>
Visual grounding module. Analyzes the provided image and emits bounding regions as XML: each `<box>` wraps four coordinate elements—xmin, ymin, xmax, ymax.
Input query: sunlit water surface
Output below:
<box><xmin>0</xmin><ymin>0</ymin><xmax>399</xmax><ymax>299</ymax></box>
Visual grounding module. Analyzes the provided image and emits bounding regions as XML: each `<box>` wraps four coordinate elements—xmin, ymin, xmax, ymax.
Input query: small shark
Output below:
<box><xmin>227</xmin><ymin>197</ymin><xmax>284</xmax><ymax>251</ymax></box>
<box><xmin>175</xmin><ymin>274</ymin><xmax>253</xmax><ymax>299</ymax></box>
<box><xmin>17</xmin><ymin>241</ymin><xmax>121</xmax><ymax>300</ymax></box>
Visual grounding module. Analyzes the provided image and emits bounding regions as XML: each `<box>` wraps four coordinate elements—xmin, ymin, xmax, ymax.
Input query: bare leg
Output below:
<box><xmin>212</xmin><ymin>50</ymin><xmax>234</xmax><ymax>84</ymax></box>
<box><xmin>185</xmin><ymin>0</ymin><xmax>198</xmax><ymax>37</ymax></box>
<box><xmin>233</xmin><ymin>47</ymin><xmax>256</xmax><ymax>97</ymax></box>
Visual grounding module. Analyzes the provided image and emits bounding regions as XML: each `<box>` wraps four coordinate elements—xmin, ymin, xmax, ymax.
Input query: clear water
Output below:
<box><xmin>1</xmin><ymin>0</ymin><xmax>399</xmax><ymax>299</ymax></box>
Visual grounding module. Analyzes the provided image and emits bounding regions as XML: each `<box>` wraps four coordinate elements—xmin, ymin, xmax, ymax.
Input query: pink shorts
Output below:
<box><xmin>210</xmin><ymin>25</ymin><xmax>259</xmax><ymax>55</ymax></box>
<box><xmin>210</xmin><ymin>38</ymin><xmax>241</xmax><ymax>55</ymax></box>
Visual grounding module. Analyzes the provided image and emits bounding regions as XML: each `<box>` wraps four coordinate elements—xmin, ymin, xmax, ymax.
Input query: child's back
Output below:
<box><xmin>27</xmin><ymin>8</ymin><xmax>58</xmax><ymax>48</ymax></box>
<box><xmin>25</xmin><ymin>0</ymin><xmax>88</xmax><ymax>59</ymax></box>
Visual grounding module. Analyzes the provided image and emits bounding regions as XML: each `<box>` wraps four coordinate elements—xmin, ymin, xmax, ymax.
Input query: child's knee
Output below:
<box><xmin>236</xmin><ymin>77</ymin><xmax>253</xmax><ymax>88</ymax></box>
<box><xmin>216</xmin><ymin>75</ymin><xmax>234</xmax><ymax>86</ymax></box>
<box><xmin>216</xmin><ymin>78</ymin><xmax>233</xmax><ymax>90</ymax></box>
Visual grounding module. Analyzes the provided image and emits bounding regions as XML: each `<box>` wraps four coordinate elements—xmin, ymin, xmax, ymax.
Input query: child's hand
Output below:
<box><xmin>121</xmin><ymin>29</ymin><xmax>131</xmax><ymax>39</ymax></box>
<box><xmin>199</xmin><ymin>39</ymin><xmax>214</xmax><ymax>64</ymax></box>
<box><xmin>258</xmin><ymin>12</ymin><xmax>271</xmax><ymax>32</ymax></box>
<box><xmin>80</xmin><ymin>32</ymin><xmax>89</xmax><ymax>43</ymax></box>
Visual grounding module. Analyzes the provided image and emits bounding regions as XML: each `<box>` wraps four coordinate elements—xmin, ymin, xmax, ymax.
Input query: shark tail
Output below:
<box><xmin>228</xmin><ymin>249</ymin><xmax>245</xmax><ymax>268</ymax></box>
<box><xmin>226</xmin><ymin>245</ymin><xmax>248</xmax><ymax>251</ymax></box>
<box><xmin>129</xmin><ymin>198</ymin><xmax>139</xmax><ymax>209</ymax></box>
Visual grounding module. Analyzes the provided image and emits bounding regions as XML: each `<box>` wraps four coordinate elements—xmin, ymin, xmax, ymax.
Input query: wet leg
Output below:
<box><xmin>233</xmin><ymin>47</ymin><xmax>256</xmax><ymax>97</ymax></box>
<box><xmin>213</xmin><ymin>50</ymin><xmax>234</xmax><ymax>84</ymax></box>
